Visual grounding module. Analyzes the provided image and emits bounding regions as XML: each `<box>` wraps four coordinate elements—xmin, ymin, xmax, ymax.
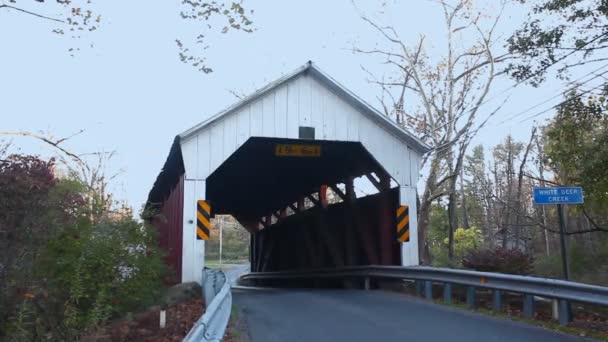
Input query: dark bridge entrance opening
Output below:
<box><xmin>206</xmin><ymin>137</ymin><xmax>401</xmax><ymax>272</ymax></box>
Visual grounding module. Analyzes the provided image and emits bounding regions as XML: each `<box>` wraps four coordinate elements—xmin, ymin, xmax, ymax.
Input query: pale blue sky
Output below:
<box><xmin>0</xmin><ymin>0</ymin><xmax>584</xmax><ymax>211</ymax></box>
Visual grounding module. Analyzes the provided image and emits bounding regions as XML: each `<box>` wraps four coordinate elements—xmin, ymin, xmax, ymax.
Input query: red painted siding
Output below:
<box><xmin>153</xmin><ymin>175</ymin><xmax>184</xmax><ymax>283</ymax></box>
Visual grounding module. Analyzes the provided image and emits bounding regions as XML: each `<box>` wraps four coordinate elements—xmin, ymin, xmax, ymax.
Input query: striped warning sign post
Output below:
<box><xmin>197</xmin><ymin>200</ymin><xmax>211</xmax><ymax>240</ymax></box>
<box><xmin>396</xmin><ymin>205</ymin><xmax>410</xmax><ymax>242</ymax></box>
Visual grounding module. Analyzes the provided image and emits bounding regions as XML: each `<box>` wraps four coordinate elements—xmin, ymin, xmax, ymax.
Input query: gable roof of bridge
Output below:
<box><xmin>179</xmin><ymin>61</ymin><xmax>430</xmax><ymax>155</ymax></box>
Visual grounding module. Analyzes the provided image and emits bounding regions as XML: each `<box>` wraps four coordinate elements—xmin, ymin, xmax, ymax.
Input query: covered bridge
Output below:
<box><xmin>146</xmin><ymin>61</ymin><xmax>429</xmax><ymax>284</ymax></box>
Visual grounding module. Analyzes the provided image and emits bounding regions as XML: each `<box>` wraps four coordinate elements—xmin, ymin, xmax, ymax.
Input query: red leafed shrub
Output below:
<box><xmin>462</xmin><ymin>247</ymin><xmax>534</xmax><ymax>275</ymax></box>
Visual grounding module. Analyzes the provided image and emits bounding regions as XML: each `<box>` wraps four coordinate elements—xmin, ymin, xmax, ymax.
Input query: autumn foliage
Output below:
<box><xmin>0</xmin><ymin>154</ymin><xmax>165</xmax><ymax>340</ymax></box>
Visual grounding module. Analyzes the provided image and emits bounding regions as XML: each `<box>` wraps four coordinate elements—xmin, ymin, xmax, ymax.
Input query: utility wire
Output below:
<box><xmin>429</xmin><ymin>74</ymin><xmax>604</xmax><ymax>157</ymax></box>
<box><xmin>496</xmin><ymin>65</ymin><xmax>608</xmax><ymax>125</ymax></box>
<box><xmin>518</xmin><ymin>82</ymin><xmax>606</xmax><ymax>123</ymax></box>
<box><xmin>422</xmin><ymin>32</ymin><xmax>608</xmax><ymax>138</ymax></box>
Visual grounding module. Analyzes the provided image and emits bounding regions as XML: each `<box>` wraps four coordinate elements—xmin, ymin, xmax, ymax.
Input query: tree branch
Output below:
<box><xmin>0</xmin><ymin>131</ymin><xmax>83</xmax><ymax>164</ymax></box>
<box><xmin>0</xmin><ymin>4</ymin><xmax>64</xmax><ymax>23</ymax></box>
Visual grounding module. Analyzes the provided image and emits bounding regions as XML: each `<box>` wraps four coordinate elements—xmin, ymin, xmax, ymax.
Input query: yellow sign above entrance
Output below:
<box><xmin>275</xmin><ymin>144</ymin><xmax>321</xmax><ymax>157</ymax></box>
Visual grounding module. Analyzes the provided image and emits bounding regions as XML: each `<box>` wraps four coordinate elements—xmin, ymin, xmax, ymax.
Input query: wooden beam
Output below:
<box><xmin>318</xmin><ymin>207</ymin><xmax>345</xmax><ymax>267</ymax></box>
<box><xmin>320</xmin><ymin>185</ymin><xmax>328</xmax><ymax>208</ymax></box>
<box><xmin>288</xmin><ymin>203</ymin><xmax>298</xmax><ymax>212</ymax></box>
<box><xmin>307</xmin><ymin>195</ymin><xmax>321</xmax><ymax>207</ymax></box>
<box><xmin>234</xmin><ymin>215</ymin><xmax>261</xmax><ymax>233</ymax></box>
<box><xmin>328</xmin><ymin>184</ymin><xmax>347</xmax><ymax>201</ymax></box>
<box><xmin>345</xmin><ymin>177</ymin><xmax>356</xmax><ymax>201</ymax></box>
<box><xmin>260</xmin><ymin>233</ymin><xmax>277</xmax><ymax>272</ymax></box>
<box><xmin>377</xmin><ymin>170</ymin><xmax>391</xmax><ymax>191</ymax></box>
<box><xmin>259</xmin><ymin>219</ymin><xmax>269</xmax><ymax>230</ymax></box>
<box><xmin>273</xmin><ymin>211</ymin><xmax>281</xmax><ymax>221</ymax></box>
<box><xmin>365</xmin><ymin>173</ymin><xmax>382</xmax><ymax>192</ymax></box>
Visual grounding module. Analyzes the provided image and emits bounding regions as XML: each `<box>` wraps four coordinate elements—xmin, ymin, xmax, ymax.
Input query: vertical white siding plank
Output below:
<box><xmin>322</xmin><ymin>91</ymin><xmax>336</xmax><ymax>139</ymax></box>
<box><xmin>358</xmin><ymin>115</ymin><xmax>372</xmax><ymax>156</ymax></box>
<box><xmin>409</xmin><ymin>148</ymin><xmax>420</xmax><ymax>186</ymax></box>
<box><xmin>286</xmin><ymin>79</ymin><xmax>299</xmax><ymax>138</ymax></box>
<box><xmin>223</xmin><ymin>114</ymin><xmax>238</xmax><ymax>160</ymax></box>
<box><xmin>334</xmin><ymin>97</ymin><xmax>349</xmax><ymax>141</ymax></box>
<box><xmin>236</xmin><ymin>105</ymin><xmax>251</xmax><ymax>147</ymax></box>
<box><xmin>386</xmin><ymin>134</ymin><xmax>399</xmax><ymax>182</ymax></box>
<box><xmin>209</xmin><ymin>122</ymin><xmax>224</xmax><ymax>174</ymax></box>
<box><xmin>346</xmin><ymin>108</ymin><xmax>360</xmax><ymax>142</ymax></box>
<box><xmin>250</xmin><ymin>99</ymin><xmax>263</xmax><ymax>137</ymax></box>
<box><xmin>274</xmin><ymin>85</ymin><xmax>288</xmax><ymax>138</ymax></box>
<box><xmin>262</xmin><ymin>90</ymin><xmax>276</xmax><ymax>137</ymax></box>
<box><xmin>298</xmin><ymin>75</ymin><xmax>312</xmax><ymax>127</ymax></box>
<box><xmin>397</xmin><ymin>137</ymin><xmax>407</xmax><ymax>185</ymax></box>
<box><xmin>310</xmin><ymin>79</ymin><xmax>324</xmax><ymax>137</ymax></box>
<box><xmin>180</xmin><ymin>137</ymin><xmax>198</xmax><ymax>179</ymax></box>
<box><xmin>197</xmin><ymin>131</ymin><xmax>211</xmax><ymax>179</ymax></box>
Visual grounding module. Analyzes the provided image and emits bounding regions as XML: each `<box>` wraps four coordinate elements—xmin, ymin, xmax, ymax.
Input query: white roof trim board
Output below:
<box><xmin>179</xmin><ymin>61</ymin><xmax>431</xmax><ymax>154</ymax></box>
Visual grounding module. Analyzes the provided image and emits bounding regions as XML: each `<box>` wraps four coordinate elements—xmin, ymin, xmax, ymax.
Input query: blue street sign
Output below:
<box><xmin>533</xmin><ymin>187</ymin><xmax>584</xmax><ymax>205</ymax></box>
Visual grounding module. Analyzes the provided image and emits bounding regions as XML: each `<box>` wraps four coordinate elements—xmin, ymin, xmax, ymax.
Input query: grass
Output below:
<box><xmin>229</xmin><ymin>304</ymin><xmax>242</xmax><ymax>339</ymax></box>
<box><xmin>205</xmin><ymin>259</ymin><xmax>249</xmax><ymax>270</ymax></box>
<box><xmin>224</xmin><ymin>303</ymin><xmax>248</xmax><ymax>342</ymax></box>
<box><xmin>469</xmin><ymin>303</ymin><xmax>606</xmax><ymax>341</ymax></box>
<box><xmin>414</xmin><ymin>291</ymin><xmax>608</xmax><ymax>341</ymax></box>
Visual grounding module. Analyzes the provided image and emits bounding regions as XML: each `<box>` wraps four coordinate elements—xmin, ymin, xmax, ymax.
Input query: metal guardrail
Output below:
<box><xmin>184</xmin><ymin>269</ymin><xmax>232</xmax><ymax>342</ymax></box>
<box><xmin>240</xmin><ymin>265</ymin><xmax>608</xmax><ymax>325</ymax></box>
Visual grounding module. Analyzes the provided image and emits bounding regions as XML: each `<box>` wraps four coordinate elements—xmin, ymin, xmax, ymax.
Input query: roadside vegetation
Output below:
<box><xmin>356</xmin><ymin>0</ymin><xmax>608</xmax><ymax>286</ymax></box>
<box><xmin>0</xmin><ymin>151</ymin><xmax>166</xmax><ymax>340</ymax></box>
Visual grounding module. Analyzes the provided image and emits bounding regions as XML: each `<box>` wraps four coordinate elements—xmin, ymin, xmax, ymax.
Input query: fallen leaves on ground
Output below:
<box><xmin>84</xmin><ymin>298</ymin><xmax>204</xmax><ymax>342</ymax></box>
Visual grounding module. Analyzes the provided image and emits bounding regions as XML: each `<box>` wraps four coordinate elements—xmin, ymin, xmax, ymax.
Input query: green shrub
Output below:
<box><xmin>535</xmin><ymin>237</ymin><xmax>608</xmax><ymax>286</ymax></box>
<box><xmin>450</xmin><ymin>227</ymin><xmax>483</xmax><ymax>260</ymax></box>
<box><xmin>4</xmin><ymin>215</ymin><xmax>166</xmax><ymax>340</ymax></box>
<box><xmin>462</xmin><ymin>247</ymin><xmax>534</xmax><ymax>275</ymax></box>
<box><xmin>1</xmin><ymin>154</ymin><xmax>167</xmax><ymax>340</ymax></box>
<box><xmin>534</xmin><ymin>253</ymin><xmax>564</xmax><ymax>279</ymax></box>
<box><xmin>432</xmin><ymin>227</ymin><xmax>483</xmax><ymax>268</ymax></box>
<box><xmin>33</xmin><ymin>218</ymin><xmax>166</xmax><ymax>338</ymax></box>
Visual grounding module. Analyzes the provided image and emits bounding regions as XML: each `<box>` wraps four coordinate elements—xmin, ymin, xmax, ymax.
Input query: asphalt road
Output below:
<box><xmin>233</xmin><ymin>289</ymin><xmax>588</xmax><ymax>342</ymax></box>
<box><xmin>225</xmin><ymin>264</ymin><xmax>251</xmax><ymax>284</ymax></box>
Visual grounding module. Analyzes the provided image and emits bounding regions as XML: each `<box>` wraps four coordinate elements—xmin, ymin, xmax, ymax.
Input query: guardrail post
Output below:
<box><xmin>416</xmin><ymin>281</ymin><xmax>424</xmax><ymax>297</ymax></box>
<box><xmin>424</xmin><ymin>280</ymin><xmax>432</xmax><ymax>300</ymax></box>
<box><xmin>443</xmin><ymin>283</ymin><xmax>452</xmax><ymax>304</ymax></box>
<box><xmin>558</xmin><ymin>300</ymin><xmax>572</xmax><ymax>325</ymax></box>
<box><xmin>466</xmin><ymin>287</ymin><xmax>476</xmax><ymax>308</ymax></box>
<box><xmin>523</xmin><ymin>294</ymin><xmax>535</xmax><ymax>319</ymax></box>
<box><xmin>552</xmin><ymin>299</ymin><xmax>559</xmax><ymax>320</ymax></box>
<box><xmin>364</xmin><ymin>277</ymin><xmax>370</xmax><ymax>290</ymax></box>
<box><xmin>492</xmin><ymin>290</ymin><xmax>502</xmax><ymax>312</ymax></box>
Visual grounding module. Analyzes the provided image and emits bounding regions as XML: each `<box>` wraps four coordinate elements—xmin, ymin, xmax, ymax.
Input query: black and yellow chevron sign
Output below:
<box><xmin>396</xmin><ymin>205</ymin><xmax>410</xmax><ymax>242</ymax></box>
<box><xmin>197</xmin><ymin>200</ymin><xmax>211</xmax><ymax>240</ymax></box>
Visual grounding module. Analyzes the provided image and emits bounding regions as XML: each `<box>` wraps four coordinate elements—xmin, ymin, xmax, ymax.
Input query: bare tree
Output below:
<box><xmin>0</xmin><ymin>131</ymin><xmax>126</xmax><ymax>222</ymax></box>
<box><xmin>353</xmin><ymin>0</ymin><xmax>509</xmax><ymax>263</ymax></box>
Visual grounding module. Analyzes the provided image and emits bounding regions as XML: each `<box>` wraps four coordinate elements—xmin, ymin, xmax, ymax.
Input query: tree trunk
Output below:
<box><xmin>447</xmin><ymin>142</ymin><xmax>468</xmax><ymax>260</ymax></box>
<box><xmin>535</xmin><ymin>134</ymin><xmax>551</xmax><ymax>256</ymax></box>
<box><xmin>515</xmin><ymin>128</ymin><xmax>536</xmax><ymax>250</ymax></box>
<box><xmin>460</xmin><ymin>167</ymin><xmax>470</xmax><ymax>229</ymax></box>
<box><xmin>418</xmin><ymin>158</ymin><xmax>442</xmax><ymax>265</ymax></box>
<box><xmin>447</xmin><ymin>191</ymin><xmax>457</xmax><ymax>260</ymax></box>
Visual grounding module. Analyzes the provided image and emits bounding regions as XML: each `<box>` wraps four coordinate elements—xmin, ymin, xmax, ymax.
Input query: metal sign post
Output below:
<box><xmin>556</xmin><ymin>204</ymin><xmax>570</xmax><ymax>280</ymax></box>
<box><xmin>533</xmin><ymin>186</ymin><xmax>583</xmax><ymax>324</ymax></box>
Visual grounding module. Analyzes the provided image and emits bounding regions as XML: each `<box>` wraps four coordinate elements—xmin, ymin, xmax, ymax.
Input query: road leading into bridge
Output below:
<box><xmin>233</xmin><ymin>289</ymin><xmax>587</xmax><ymax>342</ymax></box>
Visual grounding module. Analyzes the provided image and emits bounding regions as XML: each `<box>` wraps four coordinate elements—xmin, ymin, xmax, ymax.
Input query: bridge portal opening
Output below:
<box><xmin>206</xmin><ymin>137</ymin><xmax>401</xmax><ymax>272</ymax></box>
